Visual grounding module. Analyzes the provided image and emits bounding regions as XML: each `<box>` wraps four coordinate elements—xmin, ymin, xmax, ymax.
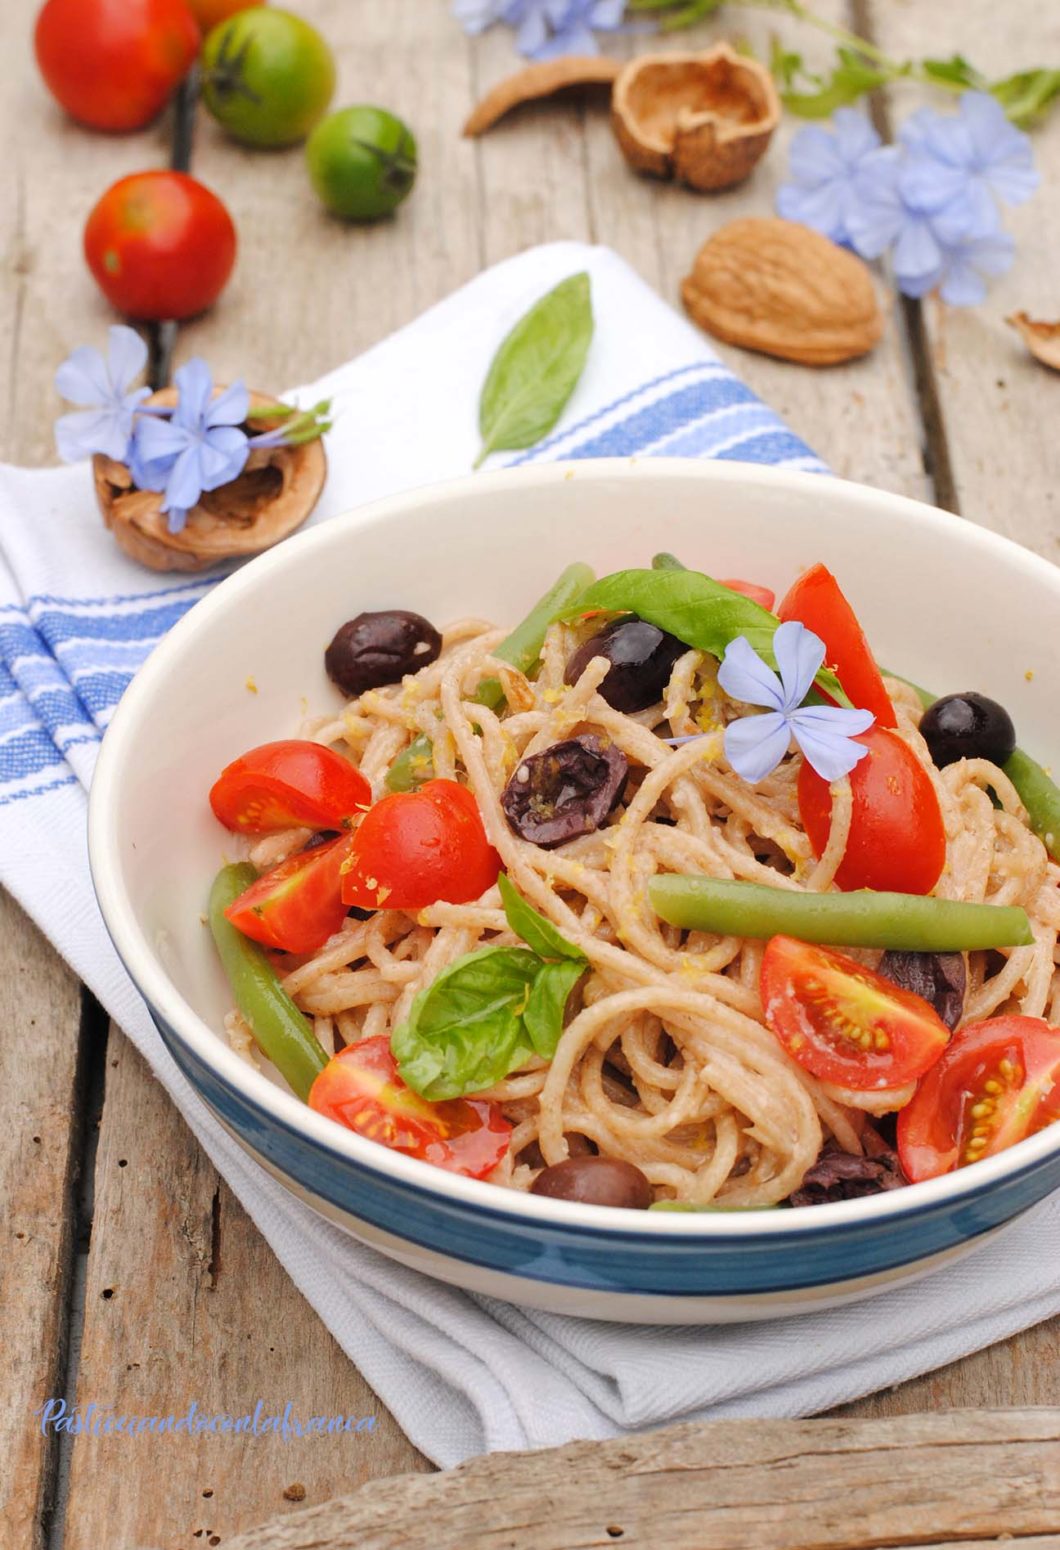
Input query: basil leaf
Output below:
<box><xmin>391</xmin><ymin>946</ymin><xmax>539</xmax><ymax>1100</ymax></box>
<box><xmin>499</xmin><ymin>873</ymin><xmax>586</xmax><ymax>963</ymax></box>
<box><xmin>524</xmin><ymin>958</ymin><xmax>586</xmax><ymax>1058</ymax></box>
<box><xmin>475</xmin><ymin>272</ymin><xmax>593</xmax><ymax>469</ymax></box>
<box><xmin>557</xmin><ymin>567</ymin><xmax>849</xmax><ymax>704</ymax></box>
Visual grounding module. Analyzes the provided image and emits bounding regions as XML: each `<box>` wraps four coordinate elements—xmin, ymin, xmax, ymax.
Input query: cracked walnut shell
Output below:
<box><xmin>93</xmin><ymin>388</ymin><xmax>326</xmax><ymax>572</ymax></box>
<box><xmin>612</xmin><ymin>45</ymin><xmax>780</xmax><ymax>192</ymax></box>
<box><xmin>682</xmin><ymin>218</ymin><xmax>883</xmax><ymax>366</ymax></box>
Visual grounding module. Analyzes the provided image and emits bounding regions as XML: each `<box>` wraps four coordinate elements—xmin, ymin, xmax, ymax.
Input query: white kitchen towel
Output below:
<box><xmin>1</xmin><ymin>241</ymin><xmax>1057</xmax><ymax>1469</ymax></box>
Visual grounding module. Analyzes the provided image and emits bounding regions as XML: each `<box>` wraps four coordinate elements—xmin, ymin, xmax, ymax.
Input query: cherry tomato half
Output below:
<box><xmin>898</xmin><ymin>1016</ymin><xmax>1060</xmax><ymax>1182</ymax></box>
<box><xmin>84</xmin><ymin>171</ymin><xmax>237</xmax><ymax>321</ymax></box>
<box><xmin>721</xmin><ymin>578</ymin><xmax>776</xmax><ymax>611</ymax></box>
<box><xmin>308</xmin><ymin>1035</ymin><xmax>511</xmax><ymax>1178</ymax></box>
<box><xmin>224</xmin><ymin>835</ymin><xmax>352</xmax><ymax>955</ymax></box>
<box><xmin>778</xmin><ymin>562</ymin><xmax>896</xmax><ymax>728</ymax></box>
<box><xmin>341</xmin><ymin>779</ymin><xmax>500</xmax><ymax>912</ymax></box>
<box><xmin>210</xmin><ymin>740</ymin><xmax>371</xmax><ymax>834</ymax></box>
<box><xmin>798</xmin><ymin>725</ymin><xmax>946</xmax><ymax>895</ymax></box>
<box><xmin>761</xmin><ymin>935</ymin><xmax>950</xmax><ymax>1092</ymax></box>
<box><xmin>35</xmin><ymin>0</ymin><xmax>199</xmax><ymax>133</ymax></box>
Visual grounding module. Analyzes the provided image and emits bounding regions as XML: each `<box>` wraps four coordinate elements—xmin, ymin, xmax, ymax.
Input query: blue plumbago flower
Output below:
<box><xmin>775</xmin><ymin>109</ymin><xmax>883</xmax><ymax>247</ymax></box>
<box><xmin>846</xmin><ymin>145</ymin><xmax>1015</xmax><ymax>303</ymax></box>
<box><xmin>899</xmin><ymin>93</ymin><xmax>1038</xmax><ymax>234</ymax></box>
<box><xmin>453</xmin><ymin>0</ymin><xmax>625</xmax><ymax>59</ymax></box>
<box><xmin>131</xmin><ymin>358</ymin><xmax>250</xmax><ymax>534</ymax></box>
<box><xmin>54</xmin><ymin>325</ymin><xmax>152</xmax><ymax>463</ymax></box>
<box><xmin>716</xmin><ymin>622</ymin><xmax>874</xmax><ymax>785</ymax></box>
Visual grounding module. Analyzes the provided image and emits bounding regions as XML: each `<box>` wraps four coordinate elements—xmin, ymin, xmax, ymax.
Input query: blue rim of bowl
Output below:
<box><xmin>87</xmin><ymin>459</ymin><xmax>1060</xmax><ymax>1241</ymax></box>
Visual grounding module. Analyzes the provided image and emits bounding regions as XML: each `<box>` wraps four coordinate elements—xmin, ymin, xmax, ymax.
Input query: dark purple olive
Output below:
<box><xmin>920</xmin><ymin>692</ymin><xmax>1016</xmax><ymax>769</ymax></box>
<box><xmin>530</xmin><ymin>1156</ymin><xmax>652</xmax><ymax>1209</ymax></box>
<box><xmin>564</xmin><ymin>616</ymin><xmax>686</xmax><ymax>714</ymax></box>
<box><xmin>325</xmin><ymin>610</ymin><xmax>442</xmax><ymax>697</ymax></box>
<box><xmin>788</xmin><ymin>1143</ymin><xmax>906</xmax><ymax>1208</ymax></box>
<box><xmin>877</xmin><ymin>950</ymin><xmax>966</xmax><ymax>1032</ymax></box>
<box><xmin>500</xmin><ymin>734</ymin><xmax>628</xmax><ymax>849</ymax></box>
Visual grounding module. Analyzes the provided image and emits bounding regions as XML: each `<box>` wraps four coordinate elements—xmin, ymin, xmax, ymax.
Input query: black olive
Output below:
<box><xmin>500</xmin><ymin>734</ymin><xmax>628</xmax><ymax>849</ymax></box>
<box><xmin>788</xmin><ymin>1143</ymin><xmax>906</xmax><ymax>1208</ymax></box>
<box><xmin>530</xmin><ymin>1156</ymin><xmax>652</xmax><ymax>1208</ymax></box>
<box><xmin>325</xmin><ymin>610</ymin><xmax>442</xmax><ymax>698</ymax></box>
<box><xmin>919</xmin><ymin>692</ymin><xmax>1016</xmax><ymax>769</ymax></box>
<box><xmin>564</xmin><ymin>616</ymin><xmax>687</xmax><ymax>714</ymax></box>
<box><xmin>876</xmin><ymin>950</ymin><xmax>966</xmax><ymax>1032</ymax></box>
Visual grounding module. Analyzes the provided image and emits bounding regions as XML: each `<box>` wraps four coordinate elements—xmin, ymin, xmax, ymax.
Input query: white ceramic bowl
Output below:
<box><xmin>89</xmin><ymin>460</ymin><xmax>1060</xmax><ymax>1322</ymax></box>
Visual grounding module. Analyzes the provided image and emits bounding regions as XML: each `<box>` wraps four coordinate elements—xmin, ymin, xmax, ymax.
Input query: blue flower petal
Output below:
<box><xmin>105</xmin><ymin>325</ymin><xmax>148</xmax><ymax>394</ymax></box>
<box><xmin>134</xmin><ymin>414</ymin><xmax>189</xmax><ymax>463</ymax></box>
<box><xmin>831</xmin><ymin>108</ymin><xmax>880</xmax><ymax>163</ymax></box>
<box><xmin>892</xmin><ymin>217</ymin><xmax>943</xmax><ymax>285</ymax></box>
<box><xmin>776</xmin><ymin>180</ymin><xmax>847</xmax><ymax>243</ymax></box>
<box><xmin>897</xmin><ymin>152</ymin><xmax>971</xmax><ymax>216</ymax></box>
<box><xmin>717</xmin><ymin>636</ymin><xmax>784</xmax><ymax>711</ymax></box>
<box><xmin>787</xmin><ymin>124</ymin><xmax>847</xmax><ymax>182</ymax></box>
<box><xmin>789</xmin><ymin>706</ymin><xmax>873</xmax><ymax>782</ymax></box>
<box><xmin>161</xmin><ymin>444</ymin><xmax>209</xmax><ymax>516</ymax></box>
<box><xmin>55</xmin><ymin>407</ymin><xmax>127</xmax><ymax>463</ymax></box>
<box><xmin>773</xmin><ymin>620</ymin><xmax>824</xmax><ymax>714</ymax></box>
<box><xmin>198</xmin><ymin>427</ymin><xmax>249</xmax><ymax>491</ymax></box>
<box><xmin>54</xmin><ymin>344</ymin><xmax>113</xmax><ymax>406</ymax></box>
<box><xmin>724</xmin><ymin>711</ymin><xmax>793</xmax><ymax>785</ymax></box>
<box><xmin>207</xmin><ymin>379</ymin><xmax>249</xmax><ymax>429</ymax></box>
<box><xmin>172</xmin><ymin>358</ymin><xmax>215</xmax><ymax>429</ymax></box>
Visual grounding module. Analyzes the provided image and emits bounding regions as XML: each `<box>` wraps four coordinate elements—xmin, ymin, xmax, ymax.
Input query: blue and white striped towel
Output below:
<box><xmin>2</xmin><ymin>243</ymin><xmax>1057</xmax><ymax>1469</ymax></box>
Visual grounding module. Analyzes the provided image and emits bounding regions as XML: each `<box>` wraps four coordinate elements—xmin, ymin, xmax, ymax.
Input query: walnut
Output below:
<box><xmin>611</xmin><ymin>44</ymin><xmax>779</xmax><ymax>192</ymax></box>
<box><xmin>92</xmin><ymin>388</ymin><xmax>326</xmax><ymax>572</ymax></box>
<box><xmin>682</xmin><ymin>217</ymin><xmax>884</xmax><ymax>365</ymax></box>
<box><xmin>463</xmin><ymin>55</ymin><xmax>621</xmax><ymax>137</ymax></box>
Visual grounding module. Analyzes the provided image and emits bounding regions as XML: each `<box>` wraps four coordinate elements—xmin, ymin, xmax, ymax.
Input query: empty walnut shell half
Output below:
<box><xmin>92</xmin><ymin>388</ymin><xmax>326</xmax><ymax>573</ymax></box>
<box><xmin>612</xmin><ymin>44</ymin><xmax>780</xmax><ymax>192</ymax></box>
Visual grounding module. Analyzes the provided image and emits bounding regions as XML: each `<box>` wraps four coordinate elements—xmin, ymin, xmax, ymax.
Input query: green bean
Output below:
<box><xmin>475</xmin><ymin>561</ymin><xmax>595</xmax><ymax>710</ymax></box>
<box><xmin>385</xmin><ymin>733</ymin><xmax>434</xmax><ymax>793</ymax></box>
<box><xmin>648</xmin><ymin>874</ymin><xmax>1032</xmax><ymax>951</ymax></box>
<box><xmin>208</xmin><ymin>864</ymin><xmax>329</xmax><ymax>1101</ymax></box>
<box><xmin>885</xmin><ymin>670</ymin><xmax>1060</xmax><ymax>863</ymax></box>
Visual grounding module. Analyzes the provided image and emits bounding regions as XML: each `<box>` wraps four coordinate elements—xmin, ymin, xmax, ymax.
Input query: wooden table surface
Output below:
<box><xmin>2</xmin><ymin>1</ymin><xmax>1058</xmax><ymax>1546</ymax></box>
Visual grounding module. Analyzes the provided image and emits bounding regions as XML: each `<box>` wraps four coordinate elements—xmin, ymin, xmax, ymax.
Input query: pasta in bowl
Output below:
<box><xmin>89</xmin><ymin>459</ymin><xmax>1060</xmax><ymax>1320</ymax></box>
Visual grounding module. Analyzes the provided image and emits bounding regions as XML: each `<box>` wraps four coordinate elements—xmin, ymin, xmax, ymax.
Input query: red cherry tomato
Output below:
<box><xmin>898</xmin><ymin>1016</ymin><xmax>1060</xmax><ymax>1182</ymax></box>
<box><xmin>224</xmin><ymin>835</ymin><xmax>352</xmax><ymax>955</ymax></box>
<box><xmin>84</xmin><ymin>172</ymin><xmax>237</xmax><ymax>321</ymax></box>
<box><xmin>761</xmin><ymin>935</ymin><xmax>950</xmax><ymax>1092</ymax></box>
<box><xmin>341</xmin><ymin>779</ymin><xmax>500</xmax><ymax>912</ymax></box>
<box><xmin>798</xmin><ymin>725</ymin><xmax>946</xmax><ymax>895</ymax></box>
<box><xmin>778</xmin><ymin>562</ymin><xmax>896</xmax><ymax>728</ymax></box>
<box><xmin>35</xmin><ymin>0</ymin><xmax>199</xmax><ymax>133</ymax></box>
<box><xmin>308</xmin><ymin>1035</ymin><xmax>511</xmax><ymax>1178</ymax></box>
<box><xmin>720</xmin><ymin>578</ymin><xmax>776</xmax><ymax>611</ymax></box>
<box><xmin>187</xmin><ymin>0</ymin><xmax>262</xmax><ymax>31</ymax></box>
<box><xmin>210</xmin><ymin>741</ymin><xmax>371</xmax><ymax>834</ymax></box>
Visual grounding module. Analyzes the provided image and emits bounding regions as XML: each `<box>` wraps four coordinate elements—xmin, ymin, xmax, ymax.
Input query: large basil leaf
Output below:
<box><xmin>499</xmin><ymin>873</ymin><xmax>585</xmax><ymax>963</ymax></box>
<box><xmin>391</xmin><ymin>946</ymin><xmax>539</xmax><ymax>1101</ymax></box>
<box><xmin>558</xmin><ymin>568</ymin><xmax>849</xmax><ymax>704</ymax></box>
<box><xmin>524</xmin><ymin>959</ymin><xmax>586</xmax><ymax>1058</ymax></box>
<box><xmin>475</xmin><ymin>272</ymin><xmax>593</xmax><ymax>468</ymax></box>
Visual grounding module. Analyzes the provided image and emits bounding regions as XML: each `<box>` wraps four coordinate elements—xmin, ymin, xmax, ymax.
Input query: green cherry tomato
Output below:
<box><xmin>306</xmin><ymin>106</ymin><xmax>418</xmax><ymax>221</ymax></box>
<box><xmin>201</xmin><ymin>7</ymin><xmax>335</xmax><ymax>147</ymax></box>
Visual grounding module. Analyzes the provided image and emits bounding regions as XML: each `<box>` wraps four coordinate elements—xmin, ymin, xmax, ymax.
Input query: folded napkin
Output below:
<box><xmin>1</xmin><ymin>242</ymin><xmax>1057</xmax><ymax>1468</ymax></box>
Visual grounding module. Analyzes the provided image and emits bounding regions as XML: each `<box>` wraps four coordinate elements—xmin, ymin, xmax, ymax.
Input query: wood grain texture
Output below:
<box><xmin>61</xmin><ymin>1035</ymin><xmax>428</xmax><ymax>1550</ymax></box>
<box><xmin>218</xmin><ymin>1409</ymin><xmax>1060</xmax><ymax>1550</ymax></box>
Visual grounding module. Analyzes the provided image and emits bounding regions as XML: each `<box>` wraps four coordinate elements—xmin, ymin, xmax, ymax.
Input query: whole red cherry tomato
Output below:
<box><xmin>341</xmin><ymin>779</ymin><xmax>500</xmax><ymax>911</ymax></box>
<box><xmin>35</xmin><ymin>0</ymin><xmax>199</xmax><ymax>133</ymax></box>
<box><xmin>84</xmin><ymin>172</ymin><xmax>237</xmax><ymax>321</ymax></box>
<box><xmin>778</xmin><ymin>562</ymin><xmax>896</xmax><ymax>729</ymax></box>
<box><xmin>798</xmin><ymin>725</ymin><xmax>946</xmax><ymax>895</ymax></box>
<box><xmin>188</xmin><ymin>0</ymin><xmax>262</xmax><ymax>32</ymax></box>
<box><xmin>898</xmin><ymin>1016</ymin><xmax>1060</xmax><ymax>1181</ymax></box>
<box><xmin>224</xmin><ymin>835</ymin><xmax>353</xmax><ymax>955</ymax></box>
<box><xmin>760</xmin><ymin>935</ymin><xmax>950</xmax><ymax>1093</ymax></box>
<box><xmin>308</xmin><ymin>1035</ymin><xmax>511</xmax><ymax>1178</ymax></box>
<box><xmin>210</xmin><ymin>741</ymin><xmax>371</xmax><ymax>834</ymax></box>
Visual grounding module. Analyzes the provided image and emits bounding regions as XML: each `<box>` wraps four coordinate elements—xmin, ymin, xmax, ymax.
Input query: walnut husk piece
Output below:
<box><xmin>612</xmin><ymin>44</ymin><xmax>780</xmax><ymax>192</ymax></box>
<box><xmin>93</xmin><ymin>388</ymin><xmax>326</xmax><ymax>573</ymax></box>
<box><xmin>463</xmin><ymin>55</ymin><xmax>622</xmax><ymax>137</ymax></box>
<box><xmin>1007</xmin><ymin>311</ymin><xmax>1060</xmax><ymax>372</ymax></box>
<box><xmin>682</xmin><ymin>217</ymin><xmax>883</xmax><ymax>366</ymax></box>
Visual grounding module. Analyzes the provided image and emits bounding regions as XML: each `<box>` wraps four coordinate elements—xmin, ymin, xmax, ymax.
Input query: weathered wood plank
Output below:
<box><xmin>865</xmin><ymin>0</ymin><xmax>1060</xmax><ymax>558</ymax></box>
<box><xmin>217</xmin><ymin>1409</ymin><xmax>1060</xmax><ymax>1550</ymax></box>
<box><xmin>62</xmin><ymin>1034</ymin><xmax>428</xmax><ymax>1550</ymax></box>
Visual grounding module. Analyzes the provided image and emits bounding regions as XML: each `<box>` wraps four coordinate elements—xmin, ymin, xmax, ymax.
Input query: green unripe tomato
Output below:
<box><xmin>202</xmin><ymin>8</ymin><xmax>335</xmax><ymax>147</ymax></box>
<box><xmin>306</xmin><ymin>106</ymin><xmax>418</xmax><ymax>221</ymax></box>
